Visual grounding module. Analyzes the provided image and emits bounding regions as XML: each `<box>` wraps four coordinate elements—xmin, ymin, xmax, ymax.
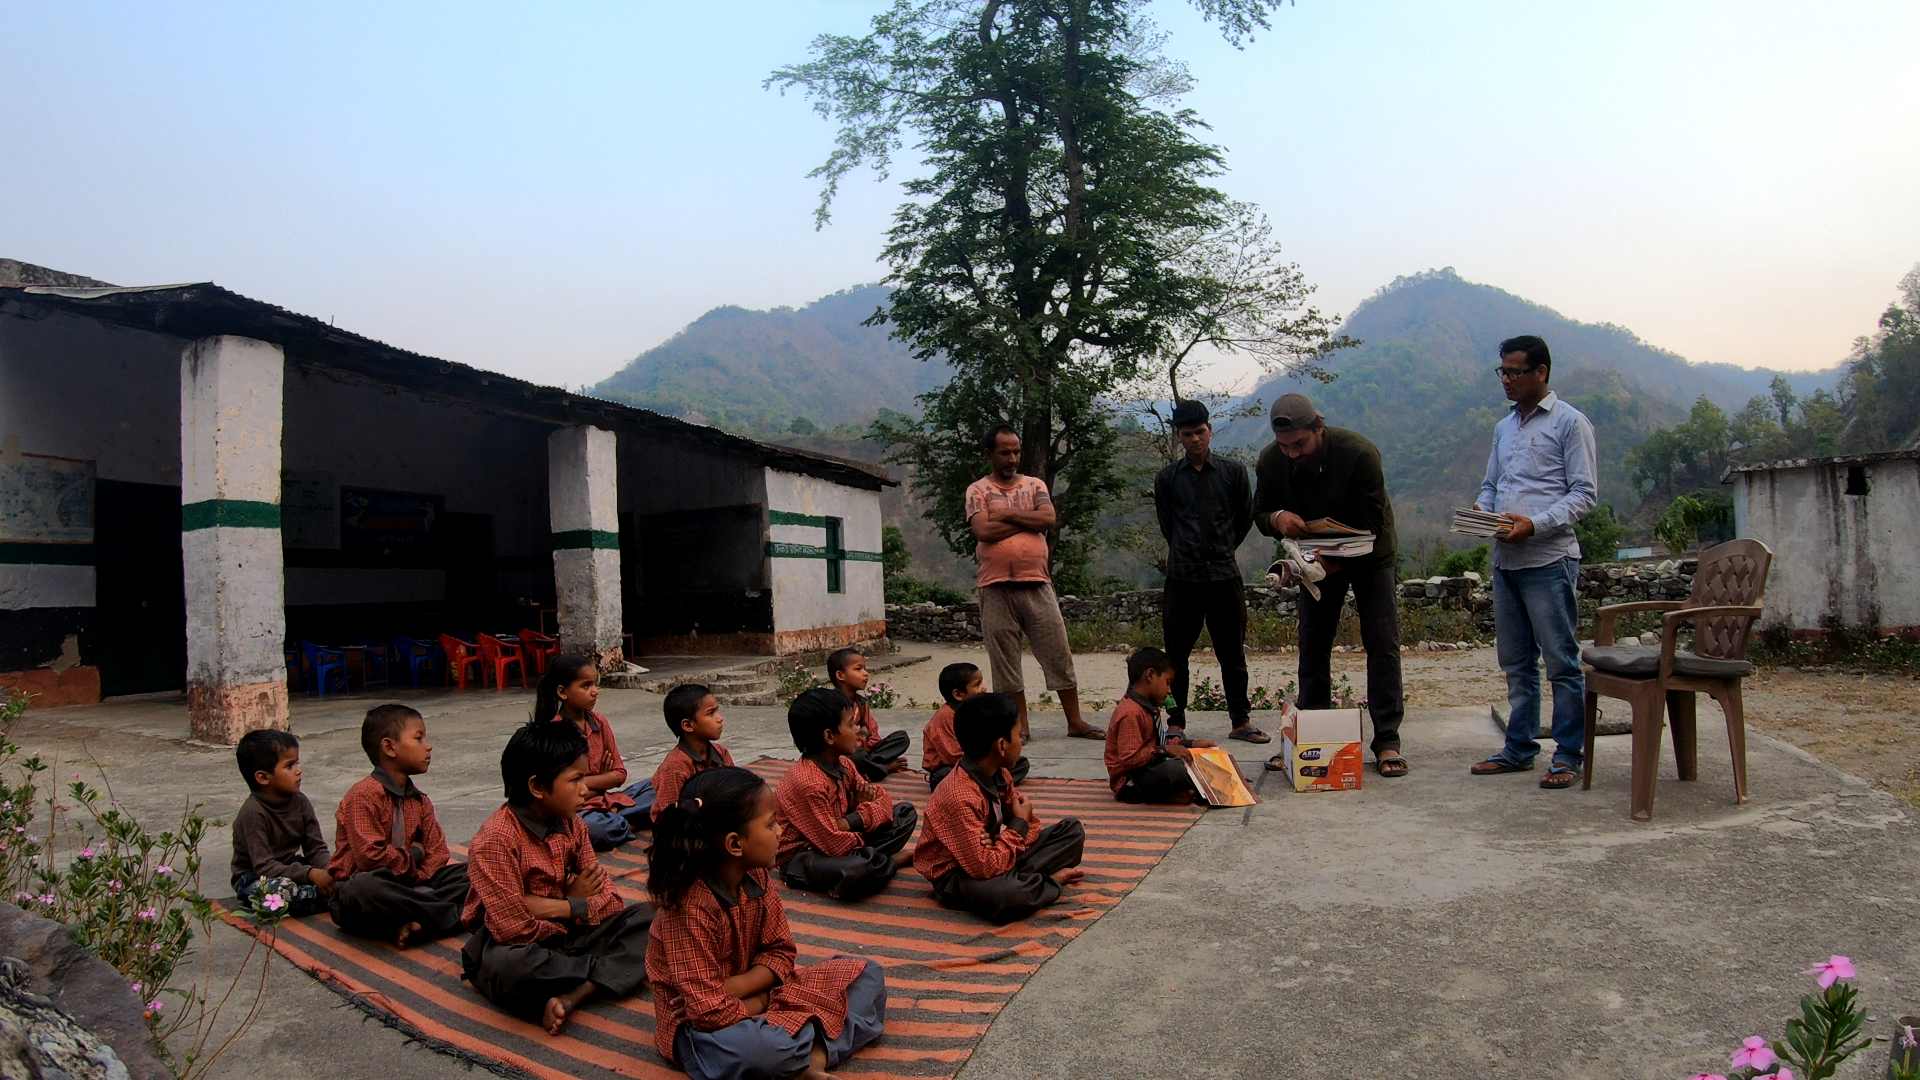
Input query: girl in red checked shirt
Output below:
<box><xmin>644</xmin><ymin>767</ymin><xmax>885</xmax><ymax>1080</ymax></box>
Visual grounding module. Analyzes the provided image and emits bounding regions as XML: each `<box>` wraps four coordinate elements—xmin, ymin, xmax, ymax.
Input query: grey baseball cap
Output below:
<box><xmin>1270</xmin><ymin>393</ymin><xmax>1321</xmax><ymax>430</ymax></box>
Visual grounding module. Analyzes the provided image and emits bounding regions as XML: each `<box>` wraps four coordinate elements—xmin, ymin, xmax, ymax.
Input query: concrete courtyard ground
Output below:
<box><xmin>7</xmin><ymin>646</ymin><xmax>1917</xmax><ymax>1079</ymax></box>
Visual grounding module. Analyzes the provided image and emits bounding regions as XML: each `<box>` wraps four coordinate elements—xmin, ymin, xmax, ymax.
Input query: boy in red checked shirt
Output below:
<box><xmin>923</xmin><ymin>660</ymin><xmax>1029</xmax><ymax>790</ymax></box>
<box><xmin>775</xmin><ymin>688</ymin><xmax>918</xmax><ymax>901</ymax></box>
<box><xmin>912</xmin><ymin>692</ymin><xmax>1085</xmax><ymax>924</ymax></box>
<box><xmin>649</xmin><ymin>683</ymin><xmax>734</xmax><ymax>822</ymax></box>
<box><xmin>827</xmin><ymin>648</ymin><xmax>908</xmax><ymax>781</ymax></box>
<box><xmin>461</xmin><ymin>721</ymin><xmax>654</xmax><ymax>1035</ymax></box>
<box><xmin>1104</xmin><ymin>646</ymin><xmax>1209</xmax><ymax>804</ymax></box>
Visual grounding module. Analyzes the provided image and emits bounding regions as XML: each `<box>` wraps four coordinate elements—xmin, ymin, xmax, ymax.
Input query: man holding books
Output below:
<box><xmin>1253</xmin><ymin>393</ymin><xmax>1409</xmax><ymax>777</ymax></box>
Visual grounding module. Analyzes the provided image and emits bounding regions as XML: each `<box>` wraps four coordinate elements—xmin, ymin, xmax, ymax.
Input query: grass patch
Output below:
<box><xmin>1749</xmin><ymin>624</ymin><xmax>1920</xmax><ymax>674</ymax></box>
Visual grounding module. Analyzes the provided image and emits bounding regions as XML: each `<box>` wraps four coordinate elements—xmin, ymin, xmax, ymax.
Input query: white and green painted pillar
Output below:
<box><xmin>180</xmin><ymin>335</ymin><xmax>289</xmax><ymax>744</ymax></box>
<box><xmin>548</xmin><ymin>425</ymin><xmax>624</xmax><ymax>668</ymax></box>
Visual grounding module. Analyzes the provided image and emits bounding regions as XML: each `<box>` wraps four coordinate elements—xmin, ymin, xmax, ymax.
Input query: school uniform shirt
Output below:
<box><xmin>849</xmin><ymin>696</ymin><xmax>887</xmax><ymax>751</ymax></box>
<box><xmin>645</xmin><ymin>870</ymin><xmax>868</xmax><ymax>1063</ymax></box>
<box><xmin>229</xmin><ymin>790</ymin><xmax>330</xmax><ymax>889</ymax></box>
<box><xmin>921</xmin><ymin>704</ymin><xmax>962</xmax><ymax>772</ymax></box>
<box><xmin>462</xmin><ymin>804</ymin><xmax>624</xmax><ymax>944</ymax></box>
<box><xmin>327</xmin><ymin>771</ymin><xmax>450</xmax><ymax>884</ymax></box>
<box><xmin>1104</xmin><ymin>692</ymin><xmax>1171</xmax><ymax>793</ymax></box>
<box><xmin>560</xmin><ymin>712</ymin><xmax>634</xmax><ymax>814</ymax></box>
<box><xmin>911</xmin><ymin>762</ymin><xmax>1035</xmax><ymax>883</ymax></box>
<box><xmin>649</xmin><ymin>741</ymin><xmax>736</xmax><ymax>821</ymax></box>
<box><xmin>775</xmin><ymin>756</ymin><xmax>896</xmax><ymax>865</ymax></box>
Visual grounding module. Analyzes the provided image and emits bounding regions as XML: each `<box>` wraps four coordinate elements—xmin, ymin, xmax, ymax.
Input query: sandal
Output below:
<box><xmin>1227</xmin><ymin>725</ymin><xmax>1272</xmax><ymax>744</ymax></box>
<box><xmin>1264</xmin><ymin>752</ymin><xmax>1288</xmax><ymax>772</ymax></box>
<box><xmin>1376</xmin><ymin>753</ymin><xmax>1409</xmax><ymax>778</ymax></box>
<box><xmin>1469</xmin><ymin>757</ymin><xmax>1531</xmax><ymax>776</ymax></box>
<box><xmin>1539</xmin><ymin>765</ymin><xmax>1577</xmax><ymax>790</ymax></box>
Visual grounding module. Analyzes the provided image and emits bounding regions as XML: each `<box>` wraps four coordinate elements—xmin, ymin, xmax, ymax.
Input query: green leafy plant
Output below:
<box><xmin>775</xmin><ymin>664</ymin><xmax>826</xmax><ymax>705</ymax></box>
<box><xmin>863</xmin><ymin>681</ymin><xmax>898</xmax><ymax>710</ymax></box>
<box><xmin>0</xmin><ymin>688</ymin><xmax>289</xmax><ymax>1078</ymax></box>
<box><xmin>1693</xmin><ymin>955</ymin><xmax>1899</xmax><ymax>1080</ymax></box>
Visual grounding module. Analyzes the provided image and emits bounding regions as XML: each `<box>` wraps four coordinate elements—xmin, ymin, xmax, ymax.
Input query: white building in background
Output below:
<box><xmin>0</xmin><ymin>276</ymin><xmax>891</xmax><ymax>741</ymax></box>
<box><xmin>1724</xmin><ymin>449</ymin><xmax>1920</xmax><ymax>635</ymax></box>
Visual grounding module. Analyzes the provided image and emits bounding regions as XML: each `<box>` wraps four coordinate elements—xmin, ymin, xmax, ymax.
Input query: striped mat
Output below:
<box><xmin>224</xmin><ymin>759</ymin><xmax>1204</xmax><ymax>1079</ymax></box>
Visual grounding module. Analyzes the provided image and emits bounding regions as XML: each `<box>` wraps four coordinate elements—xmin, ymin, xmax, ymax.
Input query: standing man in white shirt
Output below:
<box><xmin>1468</xmin><ymin>336</ymin><xmax>1598</xmax><ymax>791</ymax></box>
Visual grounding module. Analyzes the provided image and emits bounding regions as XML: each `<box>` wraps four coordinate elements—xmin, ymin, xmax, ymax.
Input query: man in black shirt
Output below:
<box><xmin>1253</xmin><ymin>393</ymin><xmax>1408</xmax><ymax>776</ymax></box>
<box><xmin>1153</xmin><ymin>400</ymin><xmax>1269</xmax><ymax>744</ymax></box>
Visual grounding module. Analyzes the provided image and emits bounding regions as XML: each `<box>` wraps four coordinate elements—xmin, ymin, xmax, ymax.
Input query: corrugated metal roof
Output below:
<box><xmin>1721</xmin><ymin>447</ymin><xmax>1920</xmax><ymax>480</ymax></box>
<box><xmin>0</xmin><ymin>281</ymin><xmax>894</xmax><ymax>490</ymax></box>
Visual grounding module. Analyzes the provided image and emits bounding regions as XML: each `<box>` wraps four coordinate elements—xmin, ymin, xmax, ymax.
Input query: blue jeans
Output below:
<box><xmin>675</xmin><ymin>959</ymin><xmax>886</xmax><ymax>1080</ymax></box>
<box><xmin>581</xmin><ymin>779</ymin><xmax>655</xmax><ymax>850</ymax></box>
<box><xmin>1491</xmin><ymin>557</ymin><xmax>1586</xmax><ymax>769</ymax></box>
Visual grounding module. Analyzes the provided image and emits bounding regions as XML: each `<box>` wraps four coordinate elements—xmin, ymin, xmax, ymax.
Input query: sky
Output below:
<box><xmin>4</xmin><ymin>1</ymin><xmax>1916</xmax><ymax>391</ymax></box>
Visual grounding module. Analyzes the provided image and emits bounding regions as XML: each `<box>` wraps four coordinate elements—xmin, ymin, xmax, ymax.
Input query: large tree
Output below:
<box><xmin>770</xmin><ymin>0</ymin><xmax>1309</xmax><ymax>558</ymax></box>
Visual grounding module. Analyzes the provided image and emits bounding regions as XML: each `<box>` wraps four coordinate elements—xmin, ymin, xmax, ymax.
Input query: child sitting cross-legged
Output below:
<box><xmin>1104</xmin><ymin>646</ymin><xmax>1213</xmax><ymax>805</ymax></box>
<box><xmin>775</xmin><ymin>688</ymin><xmax>919</xmax><ymax>901</ymax></box>
<box><xmin>328</xmin><ymin>704</ymin><xmax>469</xmax><ymax>947</ymax></box>
<box><xmin>230</xmin><ymin>729</ymin><xmax>332</xmax><ymax>916</ymax></box>
<box><xmin>649</xmin><ymin>683</ymin><xmax>733</xmax><ymax>822</ymax></box>
<box><xmin>922</xmin><ymin>661</ymin><xmax>1028</xmax><ymax>791</ymax></box>
<box><xmin>461</xmin><ymin>719</ymin><xmax>655</xmax><ymax>1035</ymax></box>
<box><xmin>828</xmin><ymin>648</ymin><xmax>908</xmax><ymax>781</ymax></box>
<box><xmin>645</xmin><ymin>767</ymin><xmax>887</xmax><ymax>1080</ymax></box>
<box><xmin>912</xmin><ymin>692</ymin><xmax>1086</xmax><ymax>925</ymax></box>
<box><xmin>537</xmin><ymin>654</ymin><xmax>654</xmax><ymax>849</ymax></box>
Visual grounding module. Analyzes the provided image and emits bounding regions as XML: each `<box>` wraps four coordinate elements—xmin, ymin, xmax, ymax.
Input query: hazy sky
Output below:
<box><xmin>5</xmin><ymin>1</ymin><xmax>1916</xmax><ymax>391</ymax></box>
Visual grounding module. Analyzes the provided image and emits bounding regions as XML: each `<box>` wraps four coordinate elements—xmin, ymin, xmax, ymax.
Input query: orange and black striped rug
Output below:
<box><xmin>224</xmin><ymin>759</ymin><xmax>1204</xmax><ymax>1079</ymax></box>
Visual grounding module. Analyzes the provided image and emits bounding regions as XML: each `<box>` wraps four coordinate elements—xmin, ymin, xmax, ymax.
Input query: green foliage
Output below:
<box><xmin>775</xmin><ymin>664</ymin><xmax>826</xmax><ymax>705</ymax></box>
<box><xmin>863</xmin><ymin>681</ymin><xmax>898</xmax><ymax>710</ymax></box>
<box><xmin>774</xmin><ymin>0</ymin><xmax>1299</xmax><ymax>564</ymax></box>
<box><xmin>1573</xmin><ymin>504</ymin><xmax>1628</xmax><ymax>561</ymax></box>
<box><xmin>880</xmin><ymin>525</ymin><xmax>911</xmax><ymax>578</ymax></box>
<box><xmin>1653</xmin><ymin>491</ymin><xmax>1733</xmax><ymax>554</ymax></box>
<box><xmin>787</xmin><ymin>416</ymin><xmax>819</xmax><ymax>435</ymax></box>
<box><xmin>1839</xmin><ymin>264</ymin><xmax>1920</xmax><ymax>452</ymax></box>
<box><xmin>885</xmin><ymin>574</ymin><xmax>970</xmax><ymax>607</ymax></box>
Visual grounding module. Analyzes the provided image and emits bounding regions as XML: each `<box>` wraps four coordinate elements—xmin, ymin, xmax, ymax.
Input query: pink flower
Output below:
<box><xmin>137</xmin><ymin>907</ymin><xmax>157</xmax><ymax>921</ymax></box>
<box><xmin>78</xmin><ymin>846</ymin><xmax>95</xmax><ymax>858</ymax></box>
<box><xmin>154</xmin><ymin>865</ymin><xmax>173</xmax><ymax>876</ymax></box>
<box><xmin>1755</xmin><ymin>1070</ymin><xmax>1794</xmax><ymax>1080</ymax></box>
<box><xmin>129</xmin><ymin>981</ymin><xmax>142</xmax><ymax>994</ymax></box>
<box><xmin>145</xmin><ymin>998</ymin><xmax>162</xmax><ymax>1016</ymax></box>
<box><xmin>261</xmin><ymin>893</ymin><xmax>286</xmax><ymax>912</ymax></box>
<box><xmin>1731</xmin><ymin>1036</ymin><xmax>1775</xmax><ymax>1070</ymax></box>
<box><xmin>1901</xmin><ymin>1024</ymin><xmax>1917</xmax><ymax>1049</ymax></box>
<box><xmin>1688</xmin><ymin>1074</ymin><xmax>1728</xmax><ymax>1080</ymax></box>
<box><xmin>1805</xmin><ymin>955</ymin><xmax>1855</xmax><ymax>989</ymax></box>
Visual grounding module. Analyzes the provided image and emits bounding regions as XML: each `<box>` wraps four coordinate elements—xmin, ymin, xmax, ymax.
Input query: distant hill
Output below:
<box><xmin>591</xmin><ymin>285</ymin><xmax>948</xmax><ymax>432</ymax></box>
<box><xmin>1214</xmin><ymin>268</ymin><xmax>1842</xmax><ymax>548</ymax></box>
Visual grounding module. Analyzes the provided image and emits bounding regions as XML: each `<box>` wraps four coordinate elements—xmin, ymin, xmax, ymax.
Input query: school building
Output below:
<box><xmin>0</xmin><ymin>276</ymin><xmax>892</xmax><ymax>743</ymax></box>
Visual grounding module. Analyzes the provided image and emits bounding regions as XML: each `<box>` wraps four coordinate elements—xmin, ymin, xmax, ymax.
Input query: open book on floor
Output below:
<box><xmin>1182</xmin><ymin>746</ymin><xmax>1258</xmax><ymax>807</ymax></box>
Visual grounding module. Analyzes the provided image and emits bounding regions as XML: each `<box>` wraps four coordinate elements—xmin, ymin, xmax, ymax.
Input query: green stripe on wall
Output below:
<box><xmin>766</xmin><ymin>542</ymin><xmax>882</xmax><ymax>561</ymax></box>
<box><xmin>552</xmin><ymin>529</ymin><xmax>621</xmax><ymax>551</ymax></box>
<box><xmin>768</xmin><ymin>510</ymin><xmax>831</xmax><ymax>528</ymax></box>
<box><xmin>0</xmin><ymin>542</ymin><xmax>95</xmax><ymax>566</ymax></box>
<box><xmin>181</xmin><ymin>499</ymin><xmax>280</xmax><ymax>531</ymax></box>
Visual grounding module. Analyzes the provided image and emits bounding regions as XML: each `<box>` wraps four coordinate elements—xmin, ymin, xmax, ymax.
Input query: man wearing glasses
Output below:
<box><xmin>1254</xmin><ymin>393</ymin><xmax>1408</xmax><ymax>777</ymax></box>
<box><xmin>1469</xmin><ymin>335</ymin><xmax>1598</xmax><ymax>791</ymax></box>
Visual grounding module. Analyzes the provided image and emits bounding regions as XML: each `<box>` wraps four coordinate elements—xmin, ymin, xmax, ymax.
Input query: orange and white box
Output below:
<box><xmin>1276</xmin><ymin>703</ymin><xmax>1365</xmax><ymax>792</ymax></box>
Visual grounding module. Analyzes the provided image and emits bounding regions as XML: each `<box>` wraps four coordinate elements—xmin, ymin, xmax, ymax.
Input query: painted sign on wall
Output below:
<box><xmin>341</xmin><ymin>487</ymin><xmax>443</xmax><ymax>551</ymax></box>
<box><xmin>0</xmin><ymin>449</ymin><xmax>94</xmax><ymax>544</ymax></box>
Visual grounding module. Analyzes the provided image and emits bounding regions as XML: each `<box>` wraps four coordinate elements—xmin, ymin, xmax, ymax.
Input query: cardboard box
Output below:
<box><xmin>1277</xmin><ymin>703</ymin><xmax>1365</xmax><ymax>792</ymax></box>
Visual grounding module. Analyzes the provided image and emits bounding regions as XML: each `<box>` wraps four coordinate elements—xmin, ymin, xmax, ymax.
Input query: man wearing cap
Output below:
<box><xmin>1253</xmin><ymin>393</ymin><xmax>1408</xmax><ymax>777</ymax></box>
<box><xmin>1153</xmin><ymin>400</ymin><xmax>1267</xmax><ymax>744</ymax></box>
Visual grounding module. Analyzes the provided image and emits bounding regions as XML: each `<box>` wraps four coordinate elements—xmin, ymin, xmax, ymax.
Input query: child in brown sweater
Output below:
<box><xmin>230</xmin><ymin>729</ymin><xmax>332</xmax><ymax>916</ymax></box>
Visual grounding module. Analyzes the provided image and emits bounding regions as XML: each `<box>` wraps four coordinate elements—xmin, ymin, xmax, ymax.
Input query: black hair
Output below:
<box><xmin>826</xmin><ymin>647</ymin><xmax>864</xmax><ymax>684</ymax></box>
<box><xmin>663</xmin><ymin>683</ymin><xmax>712</xmax><ymax>738</ymax></box>
<box><xmin>1127</xmin><ymin>646</ymin><xmax>1173</xmax><ymax>687</ymax></box>
<box><xmin>532</xmin><ymin>654</ymin><xmax>595</xmax><ymax>726</ymax></box>
<box><xmin>981</xmin><ymin>423</ymin><xmax>1019</xmax><ymax>452</ymax></box>
<box><xmin>500</xmin><ymin>719</ymin><xmax>589</xmax><ymax>805</ymax></box>
<box><xmin>647</xmin><ymin>766</ymin><xmax>768</xmax><ymax>911</ymax></box>
<box><xmin>955</xmin><ymin>691</ymin><xmax>1021</xmax><ymax>760</ymax></box>
<box><xmin>938</xmin><ymin>662</ymin><xmax>981</xmax><ymax>706</ymax></box>
<box><xmin>236</xmin><ymin>729</ymin><xmax>299</xmax><ymax>791</ymax></box>
<box><xmin>787</xmin><ymin>686</ymin><xmax>855</xmax><ymax>755</ymax></box>
<box><xmin>1498</xmin><ymin>335</ymin><xmax>1552</xmax><ymax>379</ymax></box>
<box><xmin>361</xmin><ymin>704</ymin><xmax>422</xmax><ymax>766</ymax></box>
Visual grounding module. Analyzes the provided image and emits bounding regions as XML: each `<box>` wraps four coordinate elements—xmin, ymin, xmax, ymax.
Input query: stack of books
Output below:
<box><xmin>1295</xmin><ymin>517</ymin><xmax>1375</xmax><ymax>558</ymax></box>
<box><xmin>1450</xmin><ymin>507</ymin><xmax>1506</xmax><ymax>537</ymax></box>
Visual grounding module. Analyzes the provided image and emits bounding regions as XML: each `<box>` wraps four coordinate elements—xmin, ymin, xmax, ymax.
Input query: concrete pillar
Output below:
<box><xmin>180</xmin><ymin>336</ymin><xmax>288</xmax><ymax>743</ymax></box>
<box><xmin>548</xmin><ymin>425</ymin><xmax>624</xmax><ymax>668</ymax></box>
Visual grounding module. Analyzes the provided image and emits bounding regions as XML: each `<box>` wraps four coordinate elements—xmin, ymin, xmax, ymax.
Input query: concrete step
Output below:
<box><xmin>713</xmin><ymin>690</ymin><xmax>779</xmax><ymax>707</ymax></box>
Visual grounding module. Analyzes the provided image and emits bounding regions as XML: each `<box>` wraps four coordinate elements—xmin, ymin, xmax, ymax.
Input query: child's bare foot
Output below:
<box><xmin>801</xmin><ymin>1044</ymin><xmax>838</xmax><ymax>1079</ymax></box>
<box><xmin>392</xmin><ymin>921</ymin><xmax>424</xmax><ymax>948</ymax></box>
<box><xmin>1054</xmin><ymin>868</ymin><xmax>1086</xmax><ymax>887</ymax></box>
<box><xmin>544</xmin><ymin>982</ymin><xmax>597</xmax><ymax>1035</ymax></box>
<box><xmin>893</xmin><ymin>848</ymin><xmax>913</xmax><ymax>868</ymax></box>
<box><xmin>886</xmin><ymin>758</ymin><xmax>909</xmax><ymax>773</ymax></box>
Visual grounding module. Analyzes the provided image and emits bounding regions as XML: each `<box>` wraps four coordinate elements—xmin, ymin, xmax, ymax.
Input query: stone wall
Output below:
<box><xmin>886</xmin><ymin>559</ymin><xmax>1698</xmax><ymax>645</ymax></box>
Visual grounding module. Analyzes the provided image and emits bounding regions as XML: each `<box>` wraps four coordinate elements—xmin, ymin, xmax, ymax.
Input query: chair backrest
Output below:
<box><xmin>1686</xmin><ymin>538</ymin><xmax>1773</xmax><ymax>660</ymax></box>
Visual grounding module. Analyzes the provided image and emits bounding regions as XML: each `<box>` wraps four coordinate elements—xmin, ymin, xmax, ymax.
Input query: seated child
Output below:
<box><xmin>1104</xmin><ymin>646</ymin><xmax>1214</xmax><ymax>804</ymax></box>
<box><xmin>649</xmin><ymin>683</ymin><xmax>734</xmax><ymax>822</ymax></box>
<box><xmin>829</xmin><ymin>647</ymin><xmax>908</xmax><ymax>782</ymax></box>
<box><xmin>230</xmin><ymin>729</ymin><xmax>332</xmax><ymax>916</ymax></box>
<box><xmin>462</xmin><ymin>719</ymin><xmax>654</xmax><ymax>1034</ymax></box>
<box><xmin>327</xmin><ymin>704</ymin><xmax>470</xmax><ymax>946</ymax></box>
<box><xmin>538</xmin><ymin>654</ymin><xmax>653</xmax><ymax>849</ymax></box>
<box><xmin>912</xmin><ymin>692</ymin><xmax>1086</xmax><ymax>924</ymax></box>
<box><xmin>923</xmin><ymin>661</ymin><xmax>1028</xmax><ymax>791</ymax></box>
<box><xmin>646</xmin><ymin>767</ymin><xmax>887</xmax><ymax>1080</ymax></box>
<box><xmin>775</xmin><ymin>688</ymin><xmax>918</xmax><ymax>900</ymax></box>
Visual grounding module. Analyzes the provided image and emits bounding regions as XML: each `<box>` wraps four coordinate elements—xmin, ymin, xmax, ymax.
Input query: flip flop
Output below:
<box><xmin>1469</xmin><ymin>757</ymin><xmax>1531</xmax><ymax>775</ymax></box>
<box><xmin>1539</xmin><ymin>765</ymin><xmax>1577</xmax><ymax>789</ymax></box>
<box><xmin>1376</xmin><ymin>754</ymin><xmax>1410</xmax><ymax>778</ymax></box>
<box><xmin>1227</xmin><ymin>725</ymin><xmax>1272</xmax><ymax>744</ymax></box>
<box><xmin>1263</xmin><ymin>752</ymin><xmax>1288</xmax><ymax>771</ymax></box>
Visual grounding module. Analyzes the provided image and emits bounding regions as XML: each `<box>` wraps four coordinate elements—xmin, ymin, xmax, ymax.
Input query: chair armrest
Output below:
<box><xmin>1593</xmin><ymin>600</ymin><xmax>1684</xmax><ymax>646</ymax></box>
<box><xmin>1657</xmin><ymin>605</ymin><xmax>1765</xmax><ymax>679</ymax></box>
